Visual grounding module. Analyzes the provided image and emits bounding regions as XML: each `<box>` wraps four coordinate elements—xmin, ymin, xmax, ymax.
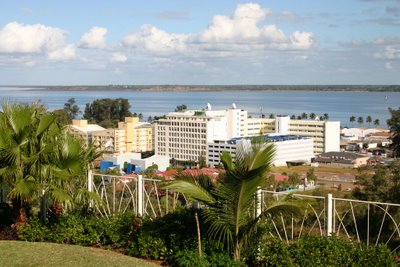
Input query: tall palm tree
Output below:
<box><xmin>357</xmin><ymin>116</ymin><xmax>364</xmax><ymax>126</ymax></box>
<box><xmin>350</xmin><ymin>116</ymin><xmax>356</xmax><ymax>126</ymax></box>
<box><xmin>374</xmin><ymin>119</ymin><xmax>380</xmax><ymax>127</ymax></box>
<box><xmin>310</xmin><ymin>113</ymin><xmax>316</xmax><ymax>120</ymax></box>
<box><xmin>0</xmin><ymin>103</ymin><xmax>93</xmax><ymax>222</ymax></box>
<box><xmin>163</xmin><ymin>142</ymin><xmax>302</xmax><ymax>261</ymax></box>
<box><xmin>323</xmin><ymin>113</ymin><xmax>329</xmax><ymax>121</ymax></box>
<box><xmin>366</xmin><ymin>115</ymin><xmax>372</xmax><ymax>126</ymax></box>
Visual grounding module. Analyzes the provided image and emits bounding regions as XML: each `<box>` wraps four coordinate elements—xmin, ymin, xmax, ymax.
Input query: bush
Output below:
<box><xmin>257</xmin><ymin>236</ymin><xmax>397</xmax><ymax>266</ymax></box>
<box><xmin>169</xmin><ymin>249</ymin><xmax>242</xmax><ymax>267</ymax></box>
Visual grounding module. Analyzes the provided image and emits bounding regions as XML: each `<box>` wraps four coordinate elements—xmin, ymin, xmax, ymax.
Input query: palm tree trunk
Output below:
<box><xmin>233</xmin><ymin>240</ymin><xmax>241</xmax><ymax>261</ymax></box>
<box><xmin>40</xmin><ymin>191</ymin><xmax>48</xmax><ymax>223</ymax></box>
<box><xmin>194</xmin><ymin>211</ymin><xmax>202</xmax><ymax>257</ymax></box>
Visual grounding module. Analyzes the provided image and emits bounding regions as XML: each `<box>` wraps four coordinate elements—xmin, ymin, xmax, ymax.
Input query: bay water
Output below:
<box><xmin>0</xmin><ymin>87</ymin><xmax>399</xmax><ymax>127</ymax></box>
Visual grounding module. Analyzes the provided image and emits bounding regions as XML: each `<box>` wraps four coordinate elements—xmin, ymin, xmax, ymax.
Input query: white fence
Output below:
<box><xmin>261</xmin><ymin>190</ymin><xmax>400</xmax><ymax>250</ymax></box>
<box><xmin>88</xmin><ymin>171</ymin><xmax>188</xmax><ymax>218</ymax></box>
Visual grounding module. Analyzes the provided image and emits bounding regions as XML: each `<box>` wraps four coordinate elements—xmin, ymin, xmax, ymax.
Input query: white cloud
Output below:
<box><xmin>122</xmin><ymin>24</ymin><xmax>187</xmax><ymax>54</ymax></box>
<box><xmin>79</xmin><ymin>26</ymin><xmax>107</xmax><ymax>49</ymax></box>
<box><xmin>385</xmin><ymin>62</ymin><xmax>393</xmax><ymax>69</ymax></box>
<box><xmin>47</xmin><ymin>44</ymin><xmax>75</xmax><ymax>61</ymax></box>
<box><xmin>374</xmin><ymin>45</ymin><xmax>400</xmax><ymax>59</ymax></box>
<box><xmin>121</xmin><ymin>3</ymin><xmax>314</xmax><ymax>56</ymax></box>
<box><xmin>111</xmin><ymin>53</ymin><xmax>127</xmax><ymax>63</ymax></box>
<box><xmin>0</xmin><ymin>22</ymin><xmax>74</xmax><ymax>60</ymax></box>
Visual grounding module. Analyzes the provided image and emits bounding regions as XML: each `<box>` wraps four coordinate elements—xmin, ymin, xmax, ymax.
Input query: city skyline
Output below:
<box><xmin>0</xmin><ymin>0</ymin><xmax>399</xmax><ymax>85</ymax></box>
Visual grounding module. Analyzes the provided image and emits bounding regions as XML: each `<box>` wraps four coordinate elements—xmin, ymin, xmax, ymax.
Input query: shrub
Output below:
<box><xmin>169</xmin><ymin>249</ymin><xmax>242</xmax><ymax>267</ymax></box>
<box><xmin>257</xmin><ymin>236</ymin><xmax>397</xmax><ymax>267</ymax></box>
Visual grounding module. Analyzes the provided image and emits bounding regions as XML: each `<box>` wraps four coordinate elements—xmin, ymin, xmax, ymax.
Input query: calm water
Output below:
<box><xmin>0</xmin><ymin>87</ymin><xmax>399</xmax><ymax>127</ymax></box>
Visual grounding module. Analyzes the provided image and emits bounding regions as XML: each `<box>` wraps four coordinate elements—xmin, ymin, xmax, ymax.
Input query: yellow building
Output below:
<box><xmin>69</xmin><ymin>118</ymin><xmax>153</xmax><ymax>155</ymax></box>
<box><xmin>68</xmin><ymin>120</ymin><xmax>119</xmax><ymax>154</ymax></box>
<box><xmin>118</xmin><ymin>117</ymin><xmax>154</xmax><ymax>153</ymax></box>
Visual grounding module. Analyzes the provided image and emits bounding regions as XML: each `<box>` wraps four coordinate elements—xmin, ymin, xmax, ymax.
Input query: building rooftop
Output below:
<box><xmin>71</xmin><ymin>124</ymin><xmax>106</xmax><ymax>133</ymax></box>
<box><xmin>227</xmin><ymin>134</ymin><xmax>309</xmax><ymax>145</ymax></box>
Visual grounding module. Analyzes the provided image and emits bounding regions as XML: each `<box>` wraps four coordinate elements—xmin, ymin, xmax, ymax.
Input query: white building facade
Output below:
<box><xmin>207</xmin><ymin>135</ymin><xmax>314</xmax><ymax>167</ymax></box>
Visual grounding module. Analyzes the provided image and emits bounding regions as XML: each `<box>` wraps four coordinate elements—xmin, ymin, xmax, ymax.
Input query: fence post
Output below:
<box><xmin>88</xmin><ymin>170</ymin><xmax>93</xmax><ymax>192</ymax></box>
<box><xmin>256</xmin><ymin>187</ymin><xmax>262</xmax><ymax>218</ymax></box>
<box><xmin>138</xmin><ymin>174</ymin><xmax>143</xmax><ymax>216</ymax></box>
<box><xmin>326</xmin><ymin>193</ymin><xmax>333</xmax><ymax>236</ymax></box>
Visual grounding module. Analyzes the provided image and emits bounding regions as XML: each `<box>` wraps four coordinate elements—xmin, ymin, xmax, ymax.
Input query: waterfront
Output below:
<box><xmin>0</xmin><ymin>87</ymin><xmax>399</xmax><ymax>127</ymax></box>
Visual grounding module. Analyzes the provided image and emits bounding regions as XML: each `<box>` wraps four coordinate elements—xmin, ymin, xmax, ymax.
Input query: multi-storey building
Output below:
<box><xmin>154</xmin><ymin>104</ymin><xmax>247</xmax><ymax>162</ymax></box>
<box><xmin>69</xmin><ymin>120</ymin><xmax>119</xmax><ymax>154</ymax></box>
<box><xmin>118</xmin><ymin>117</ymin><xmax>154</xmax><ymax>153</ymax></box>
<box><xmin>69</xmin><ymin>118</ymin><xmax>154</xmax><ymax>155</ymax></box>
<box><xmin>155</xmin><ymin>105</ymin><xmax>340</xmax><ymax>162</ymax></box>
<box><xmin>207</xmin><ymin>135</ymin><xmax>314</xmax><ymax>167</ymax></box>
<box><xmin>260</xmin><ymin>115</ymin><xmax>340</xmax><ymax>154</ymax></box>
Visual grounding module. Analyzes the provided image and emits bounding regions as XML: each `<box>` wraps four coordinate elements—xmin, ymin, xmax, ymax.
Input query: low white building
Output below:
<box><xmin>104</xmin><ymin>153</ymin><xmax>169</xmax><ymax>171</ymax></box>
<box><xmin>207</xmin><ymin>135</ymin><xmax>314</xmax><ymax>167</ymax></box>
<box><xmin>131</xmin><ymin>155</ymin><xmax>170</xmax><ymax>172</ymax></box>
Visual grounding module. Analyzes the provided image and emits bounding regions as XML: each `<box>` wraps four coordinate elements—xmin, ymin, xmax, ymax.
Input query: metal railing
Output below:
<box><xmin>260</xmin><ymin>190</ymin><xmax>400</xmax><ymax>251</ymax></box>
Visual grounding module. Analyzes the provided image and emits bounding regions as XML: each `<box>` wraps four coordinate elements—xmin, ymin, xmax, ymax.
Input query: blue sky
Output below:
<box><xmin>0</xmin><ymin>0</ymin><xmax>399</xmax><ymax>85</ymax></box>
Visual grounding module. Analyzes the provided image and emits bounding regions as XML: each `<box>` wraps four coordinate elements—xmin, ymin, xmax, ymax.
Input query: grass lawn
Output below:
<box><xmin>0</xmin><ymin>240</ymin><xmax>159</xmax><ymax>267</ymax></box>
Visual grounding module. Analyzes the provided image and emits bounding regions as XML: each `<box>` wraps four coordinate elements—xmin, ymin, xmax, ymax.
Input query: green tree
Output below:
<box><xmin>387</xmin><ymin>107</ymin><xmax>400</xmax><ymax>158</ymax></box>
<box><xmin>374</xmin><ymin>119</ymin><xmax>380</xmax><ymax>127</ymax></box>
<box><xmin>323</xmin><ymin>113</ymin><xmax>329</xmax><ymax>121</ymax></box>
<box><xmin>301</xmin><ymin>112</ymin><xmax>308</xmax><ymax>119</ymax></box>
<box><xmin>288</xmin><ymin>172</ymin><xmax>301</xmax><ymax>186</ymax></box>
<box><xmin>310</xmin><ymin>113</ymin><xmax>316</xmax><ymax>120</ymax></box>
<box><xmin>83</xmin><ymin>98</ymin><xmax>132</xmax><ymax>128</ymax></box>
<box><xmin>269</xmin><ymin>113</ymin><xmax>275</xmax><ymax>119</ymax></box>
<box><xmin>350</xmin><ymin>116</ymin><xmax>356</xmax><ymax>125</ymax></box>
<box><xmin>52</xmin><ymin>109</ymin><xmax>70</xmax><ymax>126</ymax></box>
<box><xmin>357</xmin><ymin>116</ymin><xmax>364</xmax><ymax>126</ymax></box>
<box><xmin>63</xmin><ymin>98</ymin><xmax>80</xmax><ymax>121</ymax></box>
<box><xmin>366</xmin><ymin>115</ymin><xmax>372</xmax><ymax>126</ymax></box>
<box><xmin>306</xmin><ymin>168</ymin><xmax>317</xmax><ymax>185</ymax></box>
<box><xmin>163</xmin><ymin>143</ymin><xmax>302</xmax><ymax>261</ymax></box>
<box><xmin>290</xmin><ymin>115</ymin><xmax>296</xmax><ymax>120</ymax></box>
<box><xmin>0</xmin><ymin>103</ymin><xmax>95</xmax><ymax>222</ymax></box>
<box><xmin>175</xmin><ymin>104</ymin><xmax>187</xmax><ymax>112</ymax></box>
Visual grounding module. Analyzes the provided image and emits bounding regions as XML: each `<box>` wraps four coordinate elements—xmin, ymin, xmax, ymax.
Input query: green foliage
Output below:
<box><xmin>18</xmin><ymin>212</ymin><xmax>140</xmax><ymax>248</ymax></box>
<box><xmin>288</xmin><ymin>172</ymin><xmax>301</xmax><ymax>186</ymax></box>
<box><xmin>63</xmin><ymin>98</ymin><xmax>80</xmax><ymax>121</ymax></box>
<box><xmin>164</xmin><ymin>143</ymin><xmax>303</xmax><ymax>261</ymax></box>
<box><xmin>257</xmin><ymin>236</ymin><xmax>396</xmax><ymax>267</ymax></box>
<box><xmin>83</xmin><ymin>98</ymin><xmax>132</xmax><ymax>128</ymax></box>
<box><xmin>387</xmin><ymin>107</ymin><xmax>400</xmax><ymax>157</ymax></box>
<box><xmin>175</xmin><ymin>104</ymin><xmax>187</xmax><ymax>112</ymax></box>
<box><xmin>170</xmin><ymin>249</ymin><xmax>242</xmax><ymax>267</ymax></box>
<box><xmin>0</xmin><ymin>103</ymin><xmax>94</xmax><ymax>223</ymax></box>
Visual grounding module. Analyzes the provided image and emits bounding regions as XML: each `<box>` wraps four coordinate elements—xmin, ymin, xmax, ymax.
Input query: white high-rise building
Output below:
<box><xmin>155</xmin><ymin>106</ymin><xmax>340</xmax><ymax>162</ymax></box>
<box><xmin>154</xmin><ymin>105</ymin><xmax>247</xmax><ymax>162</ymax></box>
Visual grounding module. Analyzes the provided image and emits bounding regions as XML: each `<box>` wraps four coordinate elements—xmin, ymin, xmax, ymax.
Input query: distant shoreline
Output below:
<box><xmin>1</xmin><ymin>85</ymin><xmax>400</xmax><ymax>92</ymax></box>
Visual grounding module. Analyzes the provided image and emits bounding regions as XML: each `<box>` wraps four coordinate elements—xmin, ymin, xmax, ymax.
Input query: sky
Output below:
<box><xmin>0</xmin><ymin>0</ymin><xmax>399</xmax><ymax>85</ymax></box>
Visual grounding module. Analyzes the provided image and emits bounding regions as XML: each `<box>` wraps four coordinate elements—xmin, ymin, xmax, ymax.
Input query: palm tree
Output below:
<box><xmin>301</xmin><ymin>112</ymin><xmax>308</xmax><ymax>119</ymax></box>
<box><xmin>290</xmin><ymin>115</ymin><xmax>296</xmax><ymax>120</ymax></box>
<box><xmin>350</xmin><ymin>116</ymin><xmax>356</xmax><ymax>126</ymax></box>
<box><xmin>366</xmin><ymin>115</ymin><xmax>372</xmax><ymax>126</ymax></box>
<box><xmin>323</xmin><ymin>113</ymin><xmax>329</xmax><ymax>121</ymax></box>
<box><xmin>374</xmin><ymin>119</ymin><xmax>380</xmax><ymax>127</ymax></box>
<box><xmin>310</xmin><ymin>113</ymin><xmax>316</xmax><ymax>120</ymax></box>
<box><xmin>0</xmin><ymin>103</ymin><xmax>93</xmax><ymax>222</ymax></box>
<box><xmin>163</xmin><ymin>142</ymin><xmax>302</xmax><ymax>261</ymax></box>
<box><xmin>357</xmin><ymin>116</ymin><xmax>364</xmax><ymax>126</ymax></box>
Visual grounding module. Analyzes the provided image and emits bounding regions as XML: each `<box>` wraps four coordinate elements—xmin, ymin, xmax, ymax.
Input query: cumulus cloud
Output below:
<box><xmin>0</xmin><ymin>22</ymin><xmax>75</xmax><ymax>60</ymax></box>
<box><xmin>79</xmin><ymin>26</ymin><xmax>107</xmax><ymax>49</ymax></box>
<box><xmin>111</xmin><ymin>52</ymin><xmax>127</xmax><ymax>63</ymax></box>
<box><xmin>375</xmin><ymin>45</ymin><xmax>400</xmax><ymax>59</ymax></box>
<box><xmin>121</xmin><ymin>3</ymin><xmax>314</xmax><ymax>56</ymax></box>
<box><xmin>122</xmin><ymin>24</ymin><xmax>187</xmax><ymax>54</ymax></box>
